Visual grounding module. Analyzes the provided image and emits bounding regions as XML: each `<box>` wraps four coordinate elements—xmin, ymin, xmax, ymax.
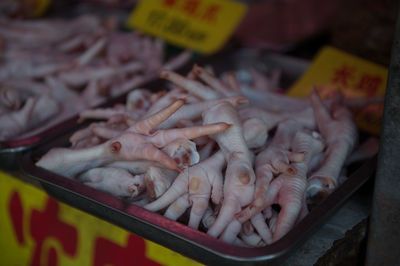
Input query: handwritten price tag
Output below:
<box><xmin>126</xmin><ymin>0</ymin><xmax>247</xmax><ymax>54</ymax></box>
<box><xmin>288</xmin><ymin>46</ymin><xmax>388</xmax><ymax>135</ymax></box>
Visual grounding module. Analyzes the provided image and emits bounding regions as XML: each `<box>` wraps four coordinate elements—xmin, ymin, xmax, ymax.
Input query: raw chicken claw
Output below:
<box><xmin>145</xmin><ymin>151</ymin><xmax>225</xmax><ymax>229</ymax></box>
<box><xmin>35</xmin><ymin>63</ymin><xmax>371</xmax><ymax>247</ymax></box>
<box><xmin>78</xmin><ymin>167</ymin><xmax>145</xmax><ymax>198</ymax></box>
<box><xmin>307</xmin><ymin>90</ymin><xmax>358</xmax><ymax>205</ymax></box>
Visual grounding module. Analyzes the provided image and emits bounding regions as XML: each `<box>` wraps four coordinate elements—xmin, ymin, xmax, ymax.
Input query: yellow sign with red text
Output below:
<box><xmin>288</xmin><ymin>46</ymin><xmax>388</xmax><ymax>135</ymax></box>
<box><xmin>0</xmin><ymin>171</ymin><xmax>202</xmax><ymax>266</ymax></box>
<box><xmin>126</xmin><ymin>0</ymin><xmax>247</xmax><ymax>54</ymax></box>
<box><xmin>29</xmin><ymin>0</ymin><xmax>51</xmax><ymax>17</ymax></box>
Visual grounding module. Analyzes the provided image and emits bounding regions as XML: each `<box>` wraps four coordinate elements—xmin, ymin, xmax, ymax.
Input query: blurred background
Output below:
<box><xmin>1</xmin><ymin>0</ymin><xmax>396</xmax><ymax>65</ymax></box>
<box><xmin>0</xmin><ymin>1</ymin><xmax>397</xmax><ymax>265</ymax></box>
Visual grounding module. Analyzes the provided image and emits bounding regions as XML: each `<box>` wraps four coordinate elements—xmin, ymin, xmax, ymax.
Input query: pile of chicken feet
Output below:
<box><xmin>37</xmin><ymin>64</ymin><xmax>380</xmax><ymax>247</ymax></box>
<box><xmin>0</xmin><ymin>14</ymin><xmax>191</xmax><ymax>141</ymax></box>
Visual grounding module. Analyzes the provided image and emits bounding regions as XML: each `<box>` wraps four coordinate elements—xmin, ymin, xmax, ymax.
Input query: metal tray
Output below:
<box><xmin>14</xmin><ymin>48</ymin><xmax>378</xmax><ymax>264</ymax></box>
<box><xmin>20</xmin><ymin>135</ymin><xmax>377</xmax><ymax>265</ymax></box>
<box><xmin>18</xmin><ymin>50</ymin><xmax>377</xmax><ymax>264</ymax></box>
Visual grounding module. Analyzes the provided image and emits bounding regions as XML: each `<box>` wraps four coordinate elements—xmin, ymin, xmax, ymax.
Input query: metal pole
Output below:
<box><xmin>365</xmin><ymin>3</ymin><xmax>400</xmax><ymax>265</ymax></box>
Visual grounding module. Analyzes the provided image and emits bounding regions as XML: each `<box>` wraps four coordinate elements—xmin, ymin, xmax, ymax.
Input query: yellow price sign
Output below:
<box><xmin>288</xmin><ymin>46</ymin><xmax>388</xmax><ymax>135</ymax></box>
<box><xmin>19</xmin><ymin>0</ymin><xmax>51</xmax><ymax>17</ymax></box>
<box><xmin>30</xmin><ymin>0</ymin><xmax>51</xmax><ymax>17</ymax></box>
<box><xmin>126</xmin><ymin>0</ymin><xmax>247</xmax><ymax>54</ymax></box>
<box><xmin>0</xmin><ymin>171</ymin><xmax>202</xmax><ymax>266</ymax></box>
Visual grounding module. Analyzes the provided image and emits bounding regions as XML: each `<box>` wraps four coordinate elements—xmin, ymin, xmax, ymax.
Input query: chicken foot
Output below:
<box><xmin>238</xmin><ymin>130</ymin><xmax>323</xmax><ymax>243</ymax></box>
<box><xmin>203</xmin><ymin>102</ymin><xmax>256</xmax><ymax>238</ymax></box>
<box><xmin>37</xmin><ymin>99</ymin><xmax>230</xmax><ymax>177</ymax></box>
<box><xmin>236</xmin><ymin>119</ymin><xmax>306</xmax><ymax>224</ymax></box>
<box><xmin>307</xmin><ymin>91</ymin><xmax>358</xmax><ymax>204</ymax></box>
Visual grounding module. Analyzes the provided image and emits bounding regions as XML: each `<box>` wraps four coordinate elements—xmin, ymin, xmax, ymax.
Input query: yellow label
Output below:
<box><xmin>0</xmin><ymin>171</ymin><xmax>202</xmax><ymax>266</ymax></box>
<box><xmin>126</xmin><ymin>0</ymin><xmax>247</xmax><ymax>54</ymax></box>
<box><xmin>288</xmin><ymin>46</ymin><xmax>388</xmax><ymax>135</ymax></box>
<box><xmin>26</xmin><ymin>0</ymin><xmax>51</xmax><ymax>17</ymax></box>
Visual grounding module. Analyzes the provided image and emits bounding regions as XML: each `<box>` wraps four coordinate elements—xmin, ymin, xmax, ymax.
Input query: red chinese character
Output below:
<box><xmin>201</xmin><ymin>4</ymin><xmax>221</xmax><ymax>23</ymax></box>
<box><xmin>182</xmin><ymin>0</ymin><xmax>200</xmax><ymax>16</ymax></box>
<box><xmin>163</xmin><ymin>0</ymin><xmax>177</xmax><ymax>8</ymax></box>
<box><xmin>29</xmin><ymin>198</ymin><xmax>78</xmax><ymax>266</ymax></box>
<box><xmin>332</xmin><ymin>65</ymin><xmax>355</xmax><ymax>87</ymax></box>
<box><xmin>9</xmin><ymin>190</ymin><xmax>25</xmax><ymax>245</ymax></box>
<box><xmin>93</xmin><ymin>234</ymin><xmax>161</xmax><ymax>266</ymax></box>
<box><xmin>8</xmin><ymin>192</ymin><xmax>78</xmax><ymax>266</ymax></box>
<box><xmin>355</xmin><ymin>74</ymin><xmax>382</xmax><ymax>96</ymax></box>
